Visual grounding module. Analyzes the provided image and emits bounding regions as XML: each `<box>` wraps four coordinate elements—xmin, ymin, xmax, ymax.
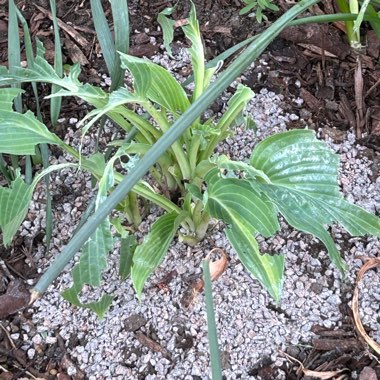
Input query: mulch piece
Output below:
<box><xmin>283</xmin><ymin>324</ymin><xmax>380</xmax><ymax>379</ymax></box>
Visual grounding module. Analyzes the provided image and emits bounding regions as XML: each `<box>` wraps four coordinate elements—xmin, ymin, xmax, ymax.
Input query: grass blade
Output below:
<box><xmin>17</xmin><ymin>6</ymin><xmax>53</xmax><ymax>248</ymax></box>
<box><xmin>90</xmin><ymin>0</ymin><xmax>120</xmax><ymax>89</ymax></box>
<box><xmin>8</xmin><ymin>0</ymin><xmax>21</xmax><ymax>172</ymax></box>
<box><xmin>110</xmin><ymin>0</ymin><xmax>129</xmax><ymax>89</ymax></box>
<box><xmin>49</xmin><ymin>0</ymin><xmax>63</xmax><ymax>126</ymax></box>
<box><xmin>8</xmin><ymin>0</ymin><xmax>21</xmax><ymax>113</ymax></box>
<box><xmin>202</xmin><ymin>259</ymin><xmax>223</xmax><ymax>380</ymax></box>
<box><xmin>32</xmin><ymin>0</ymin><xmax>320</xmax><ymax>298</ymax></box>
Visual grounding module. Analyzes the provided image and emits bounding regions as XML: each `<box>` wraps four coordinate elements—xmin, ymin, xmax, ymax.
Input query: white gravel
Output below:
<box><xmin>18</xmin><ymin>49</ymin><xmax>380</xmax><ymax>379</ymax></box>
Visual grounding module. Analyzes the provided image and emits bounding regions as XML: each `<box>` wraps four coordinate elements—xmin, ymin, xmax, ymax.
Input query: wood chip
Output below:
<box><xmin>299</xmin><ymin>88</ymin><xmax>322</xmax><ymax>111</ymax></box>
<box><xmin>63</xmin><ymin>38</ymin><xmax>89</xmax><ymax>66</ymax></box>
<box><xmin>135</xmin><ymin>332</ymin><xmax>171</xmax><ymax>360</ymax></box>
<box><xmin>282</xmin><ymin>351</ymin><xmax>349</xmax><ymax>379</ymax></box>
<box><xmin>312</xmin><ymin>337</ymin><xmax>362</xmax><ymax>352</ymax></box>
<box><xmin>298</xmin><ymin>43</ymin><xmax>337</xmax><ymax>58</ymax></box>
<box><xmin>0</xmin><ymin>279</ymin><xmax>30</xmax><ymax>318</ymax></box>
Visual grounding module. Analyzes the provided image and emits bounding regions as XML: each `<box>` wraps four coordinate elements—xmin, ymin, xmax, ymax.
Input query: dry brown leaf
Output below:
<box><xmin>352</xmin><ymin>257</ymin><xmax>380</xmax><ymax>355</ymax></box>
<box><xmin>207</xmin><ymin>248</ymin><xmax>228</xmax><ymax>282</ymax></box>
<box><xmin>180</xmin><ymin>249</ymin><xmax>228</xmax><ymax>308</ymax></box>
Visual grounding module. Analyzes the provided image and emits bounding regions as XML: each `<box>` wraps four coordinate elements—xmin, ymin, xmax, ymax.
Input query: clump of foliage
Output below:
<box><xmin>239</xmin><ymin>0</ymin><xmax>279</xmax><ymax>22</ymax></box>
<box><xmin>1</xmin><ymin>0</ymin><xmax>380</xmax><ymax>318</ymax></box>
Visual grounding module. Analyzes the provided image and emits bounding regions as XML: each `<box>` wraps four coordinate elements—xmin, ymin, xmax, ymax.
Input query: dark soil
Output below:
<box><xmin>0</xmin><ymin>0</ymin><xmax>380</xmax><ymax>379</ymax></box>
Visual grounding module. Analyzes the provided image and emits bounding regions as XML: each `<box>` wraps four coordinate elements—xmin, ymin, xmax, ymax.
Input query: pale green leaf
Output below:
<box><xmin>119</xmin><ymin>234</ymin><xmax>137</xmax><ymax>279</ymax></box>
<box><xmin>61</xmin><ymin>287</ymin><xmax>113</xmax><ymax>319</ymax></box>
<box><xmin>119</xmin><ymin>53</ymin><xmax>190</xmax><ymax>115</ymax></box>
<box><xmin>0</xmin><ymin>87</ymin><xmax>23</xmax><ymax>110</ymax></box>
<box><xmin>0</xmin><ymin>109</ymin><xmax>61</xmax><ymax>155</ymax></box>
<box><xmin>0</xmin><ymin>172</ymin><xmax>32</xmax><ymax>246</ymax></box>
<box><xmin>132</xmin><ymin>212</ymin><xmax>182</xmax><ymax>298</ymax></box>
<box><xmin>0</xmin><ymin>39</ymin><xmax>79</xmax><ymax>89</ymax></box>
<box><xmin>182</xmin><ymin>2</ymin><xmax>205</xmax><ymax>98</ymax></box>
<box><xmin>77</xmin><ymin>219</ymin><xmax>114</xmax><ymax>287</ymax></box>
<box><xmin>157</xmin><ymin>7</ymin><xmax>176</xmax><ymax>58</ymax></box>
<box><xmin>79</xmin><ymin>87</ymin><xmax>147</xmax><ymax>135</ymax></box>
<box><xmin>62</xmin><ymin>152</ymin><xmax>120</xmax><ymax>314</ymax></box>
<box><xmin>226</xmin><ymin>224</ymin><xmax>284</xmax><ymax>302</ymax></box>
<box><xmin>0</xmin><ymin>163</ymin><xmax>77</xmax><ymax>247</ymax></box>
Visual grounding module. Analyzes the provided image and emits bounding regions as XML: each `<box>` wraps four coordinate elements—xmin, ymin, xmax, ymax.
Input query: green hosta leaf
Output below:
<box><xmin>226</xmin><ymin>224</ymin><xmax>284</xmax><ymax>302</ymax></box>
<box><xmin>218</xmin><ymin>84</ymin><xmax>254</xmax><ymax>131</ymax></box>
<box><xmin>0</xmin><ymin>110</ymin><xmax>59</xmax><ymax>155</ymax></box>
<box><xmin>0</xmin><ymin>164</ymin><xmax>77</xmax><ymax>247</ymax></box>
<box><xmin>213</xmin><ymin>155</ymin><xmax>270</xmax><ymax>182</ymax></box>
<box><xmin>251</xmin><ymin>129</ymin><xmax>380</xmax><ymax>273</ymax></box>
<box><xmin>81</xmin><ymin>295</ymin><xmax>113</xmax><ymax>319</ymax></box>
<box><xmin>49</xmin><ymin>84</ymin><xmax>108</xmax><ymax>108</ymax></box>
<box><xmin>0</xmin><ymin>88</ymin><xmax>23</xmax><ymax>110</ymax></box>
<box><xmin>79</xmin><ymin>87</ymin><xmax>147</xmax><ymax>135</ymax></box>
<box><xmin>119</xmin><ymin>234</ymin><xmax>137</xmax><ymax>279</ymax></box>
<box><xmin>0</xmin><ymin>39</ymin><xmax>79</xmax><ymax>90</ymax></box>
<box><xmin>119</xmin><ymin>53</ymin><xmax>190</xmax><ymax>115</ymax></box>
<box><xmin>186</xmin><ymin>183</ymin><xmax>203</xmax><ymax>201</ymax></box>
<box><xmin>0</xmin><ymin>88</ymin><xmax>61</xmax><ymax>155</ymax></box>
<box><xmin>132</xmin><ymin>212</ymin><xmax>183</xmax><ymax>298</ymax></box>
<box><xmin>182</xmin><ymin>2</ymin><xmax>206</xmax><ymax>98</ymax></box>
<box><xmin>204</xmin><ymin>168</ymin><xmax>283</xmax><ymax>300</ymax></box>
<box><xmin>0</xmin><ymin>40</ymin><xmax>107</xmax><ymax>108</ymax></box>
<box><xmin>205</xmin><ymin>168</ymin><xmax>279</xmax><ymax>237</ymax></box>
<box><xmin>0</xmin><ymin>171</ymin><xmax>33</xmax><ymax>246</ymax></box>
<box><xmin>157</xmin><ymin>7</ymin><xmax>176</xmax><ymax>58</ymax></box>
<box><xmin>62</xmin><ymin>150</ymin><xmax>122</xmax><ymax>316</ymax></box>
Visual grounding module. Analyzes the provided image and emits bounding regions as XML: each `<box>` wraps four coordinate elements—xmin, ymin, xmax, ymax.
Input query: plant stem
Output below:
<box><xmin>144</xmin><ymin>103</ymin><xmax>192</xmax><ymax>180</ymax></box>
<box><xmin>188</xmin><ymin>133</ymin><xmax>201</xmax><ymax>177</ymax></box>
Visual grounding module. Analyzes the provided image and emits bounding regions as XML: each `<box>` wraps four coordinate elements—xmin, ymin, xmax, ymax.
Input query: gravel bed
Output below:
<box><xmin>16</xmin><ymin>49</ymin><xmax>380</xmax><ymax>379</ymax></box>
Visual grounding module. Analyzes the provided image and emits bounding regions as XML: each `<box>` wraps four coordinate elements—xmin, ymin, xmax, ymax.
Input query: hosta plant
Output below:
<box><xmin>1</xmin><ymin>0</ymin><xmax>379</xmax><ymax>317</ymax></box>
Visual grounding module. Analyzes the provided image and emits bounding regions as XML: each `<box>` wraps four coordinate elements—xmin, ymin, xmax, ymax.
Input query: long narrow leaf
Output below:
<box><xmin>131</xmin><ymin>212</ymin><xmax>183</xmax><ymax>298</ymax></box>
<box><xmin>110</xmin><ymin>0</ymin><xmax>129</xmax><ymax>89</ymax></box>
<box><xmin>49</xmin><ymin>0</ymin><xmax>63</xmax><ymax>125</ymax></box>
<box><xmin>202</xmin><ymin>259</ymin><xmax>223</xmax><ymax>380</ymax></box>
<box><xmin>8</xmin><ymin>0</ymin><xmax>21</xmax><ymax>113</ymax></box>
<box><xmin>91</xmin><ymin>0</ymin><xmax>124</xmax><ymax>89</ymax></box>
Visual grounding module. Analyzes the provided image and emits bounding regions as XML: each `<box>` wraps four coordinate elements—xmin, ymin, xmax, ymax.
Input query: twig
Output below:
<box><xmin>365</xmin><ymin>77</ymin><xmax>380</xmax><ymax>98</ymax></box>
<box><xmin>0</xmin><ymin>322</ymin><xmax>17</xmax><ymax>349</ymax></box>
